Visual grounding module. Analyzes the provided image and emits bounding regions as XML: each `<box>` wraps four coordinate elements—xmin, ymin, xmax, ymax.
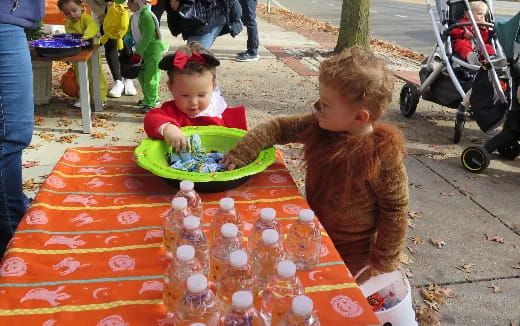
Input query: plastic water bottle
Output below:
<box><xmin>177</xmin><ymin>216</ymin><xmax>210</xmax><ymax>276</ymax></box>
<box><xmin>248</xmin><ymin>208</ymin><xmax>281</xmax><ymax>254</ymax></box>
<box><xmin>286</xmin><ymin>209</ymin><xmax>321</xmax><ymax>271</ymax></box>
<box><xmin>222</xmin><ymin>291</ymin><xmax>265</xmax><ymax>326</ymax></box>
<box><xmin>189</xmin><ymin>324</ymin><xmax>206</xmax><ymax>326</ymax></box>
<box><xmin>175</xmin><ymin>180</ymin><xmax>203</xmax><ymax>218</ymax></box>
<box><xmin>164</xmin><ymin>197</ymin><xmax>190</xmax><ymax>255</ymax></box>
<box><xmin>217</xmin><ymin>250</ymin><xmax>257</xmax><ymax>313</ymax></box>
<box><xmin>210</xmin><ymin>223</ymin><xmax>242</xmax><ymax>282</ymax></box>
<box><xmin>163</xmin><ymin>245</ymin><xmax>202</xmax><ymax>312</ymax></box>
<box><xmin>174</xmin><ymin>274</ymin><xmax>220</xmax><ymax>326</ymax></box>
<box><xmin>281</xmin><ymin>295</ymin><xmax>320</xmax><ymax>325</ymax></box>
<box><xmin>250</xmin><ymin>229</ymin><xmax>285</xmax><ymax>289</ymax></box>
<box><xmin>260</xmin><ymin>260</ymin><xmax>304</xmax><ymax>325</ymax></box>
<box><xmin>210</xmin><ymin>197</ymin><xmax>243</xmax><ymax>244</ymax></box>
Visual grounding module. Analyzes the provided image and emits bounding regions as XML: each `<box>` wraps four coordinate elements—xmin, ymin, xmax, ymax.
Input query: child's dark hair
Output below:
<box><xmin>319</xmin><ymin>47</ymin><xmax>394</xmax><ymax>121</ymax></box>
<box><xmin>57</xmin><ymin>0</ymin><xmax>83</xmax><ymax>11</ymax></box>
<box><xmin>158</xmin><ymin>42</ymin><xmax>220</xmax><ymax>82</ymax></box>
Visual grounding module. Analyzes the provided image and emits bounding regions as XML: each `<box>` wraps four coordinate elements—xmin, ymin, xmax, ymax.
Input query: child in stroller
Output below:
<box><xmin>399</xmin><ymin>0</ymin><xmax>510</xmax><ymax>144</ymax></box>
<box><xmin>451</xmin><ymin>0</ymin><xmax>495</xmax><ymax>64</ymax></box>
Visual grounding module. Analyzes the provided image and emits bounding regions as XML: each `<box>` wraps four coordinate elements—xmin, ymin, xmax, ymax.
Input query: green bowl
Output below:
<box><xmin>134</xmin><ymin>126</ymin><xmax>276</xmax><ymax>192</ymax></box>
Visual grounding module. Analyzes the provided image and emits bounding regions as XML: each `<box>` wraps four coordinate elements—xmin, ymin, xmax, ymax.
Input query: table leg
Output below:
<box><xmin>78</xmin><ymin>61</ymin><xmax>91</xmax><ymax>134</ymax></box>
<box><xmin>90</xmin><ymin>49</ymin><xmax>102</xmax><ymax>113</ymax></box>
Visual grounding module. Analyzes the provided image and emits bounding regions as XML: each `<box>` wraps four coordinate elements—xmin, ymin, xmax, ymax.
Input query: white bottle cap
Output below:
<box><xmin>232</xmin><ymin>290</ymin><xmax>253</xmax><ymax>309</ymax></box>
<box><xmin>260</xmin><ymin>208</ymin><xmax>276</xmax><ymax>221</ymax></box>
<box><xmin>229</xmin><ymin>250</ymin><xmax>248</xmax><ymax>268</ymax></box>
<box><xmin>189</xmin><ymin>324</ymin><xmax>206</xmax><ymax>326</ymax></box>
<box><xmin>180</xmin><ymin>180</ymin><xmax>195</xmax><ymax>191</ymax></box>
<box><xmin>221</xmin><ymin>223</ymin><xmax>238</xmax><ymax>238</ymax></box>
<box><xmin>219</xmin><ymin>197</ymin><xmax>235</xmax><ymax>210</ymax></box>
<box><xmin>261</xmin><ymin>229</ymin><xmax>279</xmax><ymax>246</ymax></box>
<box><xmin>187</xmin><ymin>274</ymin><xmax>207</xmax><ymax>293</ymax></box>
<box><xmin>298</xmin><ymin>209</ymin><xmax>315</xmax><ymax>222</ymax></box>
<box><xmin>277</xmin><ymin>260</ymin><xmax>297</xmax><ymax>279</ymax></box>
<box><xmin>176</xmin><ymin>245</ymin><xmax>195</xmax><ymax>262</ymax></box>
<box><xmin>291</xmin><ymin>295</ymin><xmax>313</xmax><ymax>317</ymax></box>
<box><xmin>183</xmin><ymin>216</ymin><xmax>200</xmax><ymax>230</ymax></box>
<box><xmin>172</xmin><ymin>197</ymin><xmax>188</xmax><ymax>210</ymax></box>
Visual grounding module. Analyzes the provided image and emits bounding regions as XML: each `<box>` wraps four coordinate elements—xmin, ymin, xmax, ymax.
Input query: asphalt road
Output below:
<box><xmin>271</xmin><ymin>0</ymin><xmax>520</xmax><ymax>54</ymax></box>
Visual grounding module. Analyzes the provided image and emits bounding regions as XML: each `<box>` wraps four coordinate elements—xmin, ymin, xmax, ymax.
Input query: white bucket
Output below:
<box><xmin>355</xmin><ymin>266</ymin><xmax>417</xmax><ymax>326</ymax></box>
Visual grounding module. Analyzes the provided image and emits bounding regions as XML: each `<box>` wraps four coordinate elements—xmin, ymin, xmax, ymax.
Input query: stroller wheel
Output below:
<box><xmin>453</xmin><ymin>112</ymin><xmax>465</xmax><ymax>144</ymax></box>
<box><xmin>399</xmin><ymin>83</ymin><xmax>419</xmax><ymax>118</ymax></box>
<box><xmin>497</xmin><ymin>141</ymin><xmax>520</xmax><ymax>160</ymax></box>
<box><xmin>461</xmin><ymin>146</ymin><xmax>490</xmax><ymax>173</ymax></box>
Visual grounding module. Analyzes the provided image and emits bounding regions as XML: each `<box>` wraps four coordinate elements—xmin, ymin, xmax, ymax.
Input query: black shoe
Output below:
<box><xmin>140</xmin><ymin>106</ymin><xmax>152</xmax><ymax>114</ymax></box>
<box><xmin>137</xmin><ymin>99</ymin><xmax>160</xmax><ymax>106</ymax></box>
<box><xmin>236</xmin><ymin>52</ymin><xmax>260</xmax><ymax>62</ymax></box>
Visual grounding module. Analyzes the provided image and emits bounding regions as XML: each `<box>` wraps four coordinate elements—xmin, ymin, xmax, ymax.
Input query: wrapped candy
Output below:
<box><xmin>166</xmin><ymin>134</ymin><xmax>226</xmax><ymax>173</ymax></box>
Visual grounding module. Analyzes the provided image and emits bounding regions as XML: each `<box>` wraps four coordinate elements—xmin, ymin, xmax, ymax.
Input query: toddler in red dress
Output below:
<box><xmin>144</xmin><ymin>42</ymin><xmax>247</xmax><ymax>152</ymax></box>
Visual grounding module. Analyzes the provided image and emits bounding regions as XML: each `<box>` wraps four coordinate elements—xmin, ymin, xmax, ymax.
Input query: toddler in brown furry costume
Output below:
<box><xmin>222</xmin><ymin>47</ymin><xmax>409</xmax><ymax>283</ymax></box>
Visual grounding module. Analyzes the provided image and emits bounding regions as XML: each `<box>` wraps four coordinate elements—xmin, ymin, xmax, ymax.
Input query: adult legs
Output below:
<box><xmin>105</xmin><ymin>38</ymin><xmax>122</xmax><ymax>82</ymax></box>
<box><xmin>238</xmin><ymin>0</ymin><xmax>259</xmax><ymax>56</ymax></box>
<box><xmin>151</xmin><ymin>0</ymin><xmax>166</xmax><ymax>24</ymax></box>
<box><xmin>187</xmin><ymin>24</ymin><xmax>225</xmax><ymax>50</ymax></box>
<box><xmin>0</xmin><ymin>24</ymin><xmax>34</xmax><ymax>257</ymax></box>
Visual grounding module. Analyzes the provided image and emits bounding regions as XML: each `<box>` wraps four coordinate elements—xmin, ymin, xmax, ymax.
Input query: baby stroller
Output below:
<box><xmin>399</xmin><ymin>0</ymin><xmax>511</xmax><ymax>143</ymax></box>
<box><xmin>461</xmin><ymin>11</ymin><xmax>520</xmax><ymax>172</ymax></box>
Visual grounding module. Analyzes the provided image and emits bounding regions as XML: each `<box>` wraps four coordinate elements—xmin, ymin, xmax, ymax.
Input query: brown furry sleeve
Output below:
<box><xmin>225</xmin><ymin>114</ymin><xmax>314</xmax><ymax>167</ymax></box>
<box><xmin>369</xmin><ymin>124</ymin><xmax>409</xmax><ymax>273</ymax></box>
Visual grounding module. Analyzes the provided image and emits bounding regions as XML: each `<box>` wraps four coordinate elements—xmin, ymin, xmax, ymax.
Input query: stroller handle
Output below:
<box><xmin>446</xmin><ymin>21</ymin><xmax>495</xmax><ymax>34</ymax></box>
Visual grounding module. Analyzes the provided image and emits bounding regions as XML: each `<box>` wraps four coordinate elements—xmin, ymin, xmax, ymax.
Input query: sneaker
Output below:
<box><xmin>137</xmin><ymin>99</ymin><xmax>160</xmax><ymax>106</ymax></box>
<box><xmin>108</xmin><ymin>80</ymin><xmax>125</xmax><ymax>98</ymax></box>
<box><xmin>236</xmin><ymin>51</ymin><xmax>259</xmax><ymax>62</ymax></box>
<box><xmin>123</xmin><ymin>78</ymin><xmax>137</xmax><ymax>96</ymax></box>
<box><xmin>73</xmin><ymin>100</ymin><xmax>81</xmax><ymax>108</ymax></box>
<box><xmin>236</xmin><ymin>50</ymin><xmax>247</xmax><ymax>56</ymax></box>
<box><xmin>466</xmin><ymin>52</ymin><xmax>479</xmax><ymax>65</ymax></box>
<box><xmin>140</xmin><ymin>106</ymin><xmax>152</xmax><ymax>114</ymax></box>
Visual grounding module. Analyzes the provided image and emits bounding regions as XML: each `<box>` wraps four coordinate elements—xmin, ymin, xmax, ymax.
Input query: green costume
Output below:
<box><xmin>65</xmin><ymin>12</ymin><xmax>108</xmax><ymax>101</ymax></box>
<box><xmin>127</xmin><ymin>6</ymin><xmax>167</xmax><ymax>108</ymax></box>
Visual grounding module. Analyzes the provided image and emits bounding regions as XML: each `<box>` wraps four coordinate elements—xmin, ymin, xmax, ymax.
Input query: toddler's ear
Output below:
<box><xmin>201</xmin><ymin>54</ymin><xmax>220</xmax><ymax>67</ymax></box>
<box><xmin>355</xmin><ymin>109</ymin><xmax>370</xmax><ymax>124</ymax></box>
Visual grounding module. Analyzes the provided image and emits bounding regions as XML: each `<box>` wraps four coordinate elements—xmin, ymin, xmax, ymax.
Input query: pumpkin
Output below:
<box><xmin>61</xmin><ymin>69</ymin><xmax>79</xmax><ymax>98</ymax></box>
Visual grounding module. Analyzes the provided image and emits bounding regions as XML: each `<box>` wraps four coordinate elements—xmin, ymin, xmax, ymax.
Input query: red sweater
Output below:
<box><xmin>144</xmin><ymin>100</ymin><xmax>248</xmax><ymax>139</ymax></box>
<box><xmin>450</xmin><ymin>17</ymin><xmax>491</xmax><ymax>43</ymax></box>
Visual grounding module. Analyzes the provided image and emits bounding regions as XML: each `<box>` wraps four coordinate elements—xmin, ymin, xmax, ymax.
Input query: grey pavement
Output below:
<box><xmin>22</xmin><ymin>6</ymin><xmax>520</xmax><ymax>325</ymax></box>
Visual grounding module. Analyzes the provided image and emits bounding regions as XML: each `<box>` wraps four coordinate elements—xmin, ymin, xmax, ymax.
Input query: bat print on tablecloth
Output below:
<box><xmin>42</xmin><ymin>318</ymin><xmax>57</xmax><ymax>326</ymax></box>
<box><xmin>144</xmin><ymin>229</ymin><xmax>163</xmax><ymax>241</ymax></box>
<box><xmin>63</xmin><ymin>195</ymin><xmax>98</xmax><ymax>206</ymax></box>
<box><xmin>25</xmin><ymin>209</ymin><xmax>49</xmax><ymax>225</ymax></box>
<box><xmin>45</xmin><ymin>175</ymin><xmax>66</xmax><ymax>188</ymax></box>
<box><xmin>0</xmin><ymin>257</ymin><xmax>27</xmax><ymax>277</ymax></box>
<box><xmin>226</xmin><ymin>190</ymin><xmax>256</xmax><ymax>200</ymax></box>
<box><xmin>62</xmin><ymin>151</ymin><xmax>80</xmax><ymax>162</ymax></box>
<box><xmin>70</xmin><ymin>212</ymin><xmax>101</xmax><ymax>226</ymax></box>
<box><xmin>282</xmin><ymin>203</ymin><xmax>302</xmax><ymax>215</ymax></box>
<box><xmin>52</xmin><ymin>257</ymin><xmax>90</xmax><ymax>275</ymax></box>
<box><xmin>85</xmin><ymin>177</ymin><xmax>113</xmax><ymax>188</ymax></box>
<box><xmin>44</xmin><ymin>236</ymin><xmax>86</xmax><ymax>249</ymax></box>
<box><xmin>98</xmin><ymin>153</ymin><xmax>115</xmax><ymax>163</ymax></box>
<box><xmin>268</xmin><ymin>173</ymin><xmax>288</xmax><ymax>184</ymax></box>
<box><xmin>20</xmin><ymin>286</ymin><xmax>71</xmax><ymax>307</ymax></box>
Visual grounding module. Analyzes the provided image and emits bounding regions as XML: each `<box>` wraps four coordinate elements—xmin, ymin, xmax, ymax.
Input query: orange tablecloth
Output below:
<box><xmin>0</xmin><ymin>146</ymin><xmax>379</xmax><ymax>325</ymax></box>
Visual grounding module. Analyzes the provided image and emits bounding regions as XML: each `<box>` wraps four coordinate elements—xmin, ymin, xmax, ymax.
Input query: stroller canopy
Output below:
<box><xmin>496</xmin><ymin>11</ymin><xmax>520</xmax><ymax>59</ymax></box>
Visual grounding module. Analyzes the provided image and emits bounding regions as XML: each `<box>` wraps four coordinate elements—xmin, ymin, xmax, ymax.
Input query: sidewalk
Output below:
<box><xmin>23</xmin><ymin>9</ymin><xmax>520</xmax><ymax>325</ymax></box>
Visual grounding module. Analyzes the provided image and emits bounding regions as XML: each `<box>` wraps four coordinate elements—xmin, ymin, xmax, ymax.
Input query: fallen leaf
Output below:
<box><xmin>408</xmin><ymin>220</ymin><xmax>416</xmax><ymax>229</ymax></box>
<box><xmin>34</xmin><ymin>116</ymin><xmax>45</xmax><ymax>125</ymax></box>
<box><xmin>410</xmin><ymin>236</ymin><xmax>424</xmax><ymax>244</ymax></box>
<box><xmin>26</xmin><ymin>144</ymin><xmax>42</xmax><ymax>150</ymax></box>
<box><xmin>512</xmin><ymin>263</ymin><xmax>520</xmax><ymax>270</ymax></box>
<box><xmin>429</xmin><ymin>238</ymin><xmax>446</xmax><ymax>249</ymax></box>
<box><xmin>440</xmin><ymin>192</ymin><xmax>454</xmax><ymax>196</ymax></box>
<box><xmin>409</xmin><ymin>183</ymin><xmax>423</xmax><ymax>189</ymax></box>
<box><xmin>404</xmin><ymin>268</ymin><xmax>414</xmax><ymax>278</ymax></box>
<box><xmin>38</xmin><ymin>132</ymin><xmax>56</xmax><ymax>142</ymax></box>
<box><xmin>424</xmin><ymin>299</ymin><xmax>441</xmax><ymax>312</ymax></box>
<box><xmin>111</xmin><ymin>137</ymin><xmax>120</xmax><ymax>142</ymax></box>
<box><xmin>407</xmin><ymin>246</ymin><xmax>417</xmax><ymax>254</ymax></box>
<box><xmin>456</xmin><ymin>263</ymin><xmax>475</xmax><ymax>273</ymax></box>
<box><xmin>408</xmin><ymin>210</ymin><xmax>423</xmax><ymax>219</ymax></box>
<box><xmin>91</xmin><ymin>131</ymin><xmax>108</xmax><ymax>139</ymax></box>
<box><xmin>399</xmin><ymin>252</ymin><xmax>413</xmax><ymax>265</ymax></box>
<box><xmin>485</xmin><ymin>233</ymin><xmax>505</xmax><ymax>244</ymax></box>
<box><xmin>57</xmin><ymin>135</ymin><xmax>78</xmax><ymax>143</ymax></box>
<box><xmin>23</xmin><ymin>178</ymin><xmax>42</xmax><ymax>192</ymax></box>
<box><xmin>488</xmin><ymin>285</ymin><xmax>502</xmax><ymax>293</ymax></box>
<box><xmin>22</xmin><ymin>160</ymin><xmax>39</xmax><ymax>168</ymax></box>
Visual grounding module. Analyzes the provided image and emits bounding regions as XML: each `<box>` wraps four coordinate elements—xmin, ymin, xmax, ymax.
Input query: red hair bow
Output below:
<box><xmin>173</xmin><ymin>52</ymin><xmax>206</xmax><ymax>69</ymax></box>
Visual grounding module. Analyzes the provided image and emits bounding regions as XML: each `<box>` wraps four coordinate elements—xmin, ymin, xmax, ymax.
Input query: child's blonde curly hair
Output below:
<box><xmin>319</xmin><ymin>47</ymin><xmax>394</xmax><ymax>121</ymax></box>
<box><xmin>469</xmin><ymin>0</ymin><xmax>489</xmax><ymax>14</ymax></box>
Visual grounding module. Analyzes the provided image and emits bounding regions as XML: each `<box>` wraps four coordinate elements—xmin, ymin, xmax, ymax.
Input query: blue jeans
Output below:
<box><xmin>239</xmin><ymin>0</ymin><xmax>259</xmax><ymax>55</ymax></box>
<box><xmin>0</xmin><ymin>23</ymin><xmax>34</xmax><ymax>257</ymax></box>
<box><xmin>187</xmin><ymin>24</ymin><xmax>225</xmax><ymax>50</ymax></box>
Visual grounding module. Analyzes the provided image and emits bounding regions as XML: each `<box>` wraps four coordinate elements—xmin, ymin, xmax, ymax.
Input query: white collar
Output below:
<box><xmin>189</xmin><ymin>91</ymin><xmax>228</xmax><ymax>118</ymax></box>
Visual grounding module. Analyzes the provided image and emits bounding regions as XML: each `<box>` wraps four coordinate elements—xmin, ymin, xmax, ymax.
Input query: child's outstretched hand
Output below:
<box><xmin>221</xmin><ymin>156</ymin><xmax>237</xmax><ymax>171</ymax></box>
<box><xmin>163</xmin><ymin>124</ymin><xmax>187</xmax><ymax>152</ymax></box>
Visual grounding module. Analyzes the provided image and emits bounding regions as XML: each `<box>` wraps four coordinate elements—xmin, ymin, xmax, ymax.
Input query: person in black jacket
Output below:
<box><xmin>165</xmin><ymin>0</ymin><xmax>243</xmax><ymax>49</ymax></box>
<box><xmin>0</xmin><ymin>0</ymin><xmax>45</xmax><ymax>258</ymax></box>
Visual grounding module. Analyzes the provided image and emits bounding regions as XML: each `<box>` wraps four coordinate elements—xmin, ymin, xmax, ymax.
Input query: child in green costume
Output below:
<box><xmin>58</xmin><ymin>0</ymin><xmax>108</xmax><ymax>106</ymax></box>
<box><xmin>126</xmin><ymin>0</ymin><xmax>168</xmax><ymax>113</ymax></box>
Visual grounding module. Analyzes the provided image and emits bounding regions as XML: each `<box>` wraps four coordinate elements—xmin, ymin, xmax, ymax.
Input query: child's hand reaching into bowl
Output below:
<box><xmin>163</xmin><ymin>124</ymin><xmax>187</xmax><ymax>152</ymax></box>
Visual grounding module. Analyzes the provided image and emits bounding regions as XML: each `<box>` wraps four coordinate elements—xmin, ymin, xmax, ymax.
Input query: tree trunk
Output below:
<box><xmin>335</xmin><ymin>0</ymin><xmax>371</xmax><ymax>52</ymax></box>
